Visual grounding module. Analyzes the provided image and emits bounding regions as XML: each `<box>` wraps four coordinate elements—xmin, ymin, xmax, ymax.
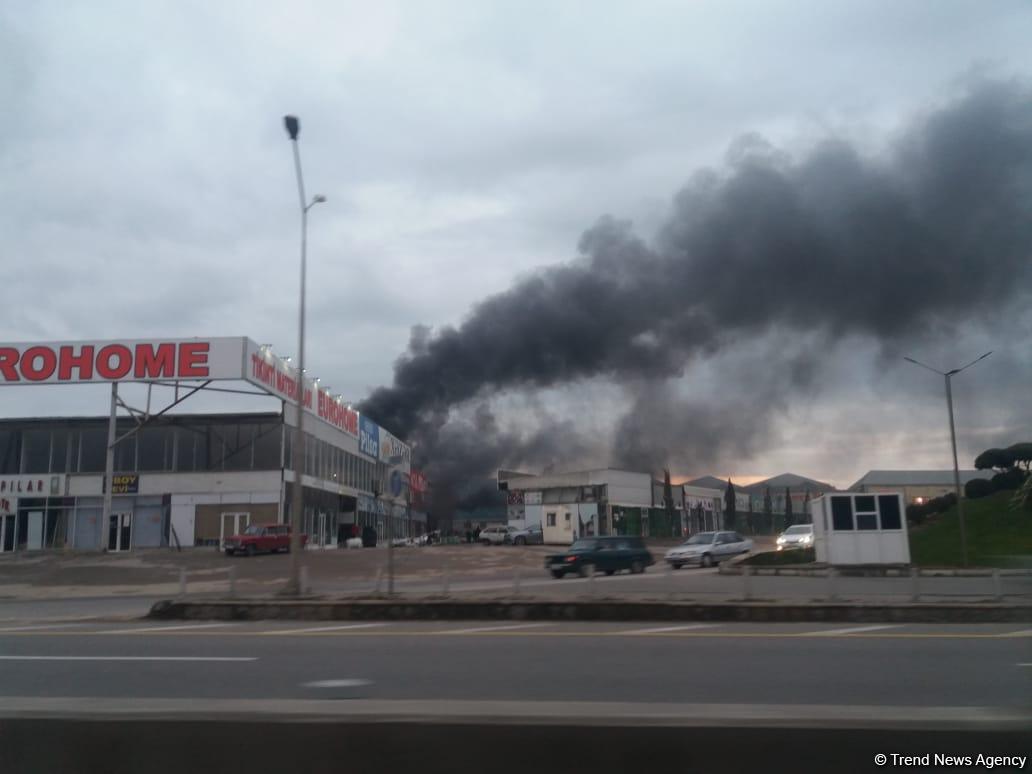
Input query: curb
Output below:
<box><xmin>148</xmin><ymin>599</ymin><xmax>1032</xmax><ymax>624</ymax></box>
<box><xmin>719</xmin><ymin>564</ymin><xmax>1032</xmax><ymax>577</ymax></box>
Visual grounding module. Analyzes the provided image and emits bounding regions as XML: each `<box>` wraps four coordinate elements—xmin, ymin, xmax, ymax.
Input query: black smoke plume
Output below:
<box><xmin>360</xmin><ymin>76</ymin><xmax>1032</xmax><ymax>508</ymax></box>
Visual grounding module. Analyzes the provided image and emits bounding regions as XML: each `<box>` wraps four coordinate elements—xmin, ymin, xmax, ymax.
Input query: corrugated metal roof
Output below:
<box><xmin>851</xmin><ymin>470</ymin><xmax>984</xmax><ymax>487</ymax></box>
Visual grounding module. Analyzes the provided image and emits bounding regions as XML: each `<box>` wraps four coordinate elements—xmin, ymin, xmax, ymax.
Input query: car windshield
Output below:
<box><xmin>684</xmin><ymin>533</ymin><xmax>715</xmax><ymax>545</ymax></box>
<box><xmin>242</xmin><ymin>525</ymin><xmax>262</xmax><ymax>535</ymax></box>
<box><xmin>569</xmin><ymin>540</ymin><xmax>598</xmax><ymax>551</ymax></box>
<box><xmin>785</xmin><ymin>526</ymin><xmax>812</xmax><ymax>535</ymax></box>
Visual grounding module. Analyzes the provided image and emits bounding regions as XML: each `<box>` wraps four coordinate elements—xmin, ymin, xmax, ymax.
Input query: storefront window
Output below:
<box><xmin>114</xmin><ymin>433</ymin><xmax>136</xmax><ymax>471</ymax></box>
<box><xmin>21</xmin><ymin>430</ymin><xmax>51</xmax><ymax>473</ymax></box>
<box><xmin>252</xmin><ymin>423</ymin><xmax>282</xmax><ymax>470</ymax></box>
<box><xmin>0</xmin><ymin>430</ymin><xmax>21</xmax><ymax>475</ymax></box>
<box><xmin>138</xmin><ymin>427</ymin><xmax>174</xmax><ymax>471</ymax></box>
<box><xmin>78</xmin><ymin>427</ymin><xmax>106</xmax><ymax>472</ymax></box>
<box><xmin>220</xmin><ymin>424</ymin><xmax>253</xmax><ymax>471</ymax></box>
<box><xmin>50</xmin><ymin>430</ymin><xmax>72</xmax><ymax>473</ymax></box>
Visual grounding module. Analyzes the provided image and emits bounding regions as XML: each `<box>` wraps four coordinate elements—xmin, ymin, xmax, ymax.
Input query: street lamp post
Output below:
<box><xmin>903</xmin><ymin>351</ymin><xmax>992</xmax><ymax>568</ymax></box>
<box><xmin>283</xmin><ymin>114</ymin><xmax>326</xmax><ymax>596</ymax></box>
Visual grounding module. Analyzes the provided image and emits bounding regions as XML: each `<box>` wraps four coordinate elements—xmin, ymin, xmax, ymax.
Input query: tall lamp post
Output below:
<box><xmin>283</xmin><ymin>114</ymin><xmax>326</xmax><ymax>596</ymax></box>
<box><xmin>903</xmin><ymin>351</ymin><xmax>992</xmax><ymax>568</ymax></box>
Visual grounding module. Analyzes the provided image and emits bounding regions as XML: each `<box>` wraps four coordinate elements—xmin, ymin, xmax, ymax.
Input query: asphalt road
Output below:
<box><xmin>1</xmin><ymin>621</ymin><xmax>1029</xmax><ymax>708</ymax></box>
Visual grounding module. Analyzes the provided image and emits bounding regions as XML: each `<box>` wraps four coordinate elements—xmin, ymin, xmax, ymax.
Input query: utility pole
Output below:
<box><xmin>904</xmin><ymin>351</ymin><xmax>992</xmax><ymax>567</ymax></box>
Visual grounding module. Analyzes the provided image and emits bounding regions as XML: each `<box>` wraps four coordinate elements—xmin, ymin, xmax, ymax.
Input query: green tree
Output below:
<box><xmin>1007</xmin><ymin>442</ymin><xmax>1032</xmax><ymax>472</ymax></box>
<box><xmin>724</xmin><ymin>478</ymin><xmax>737</xmax><ymax>531</ymax></box>
<box><xmin>974</xmin><ymin>447</ymin><xmax>1016</xmax><ymax>473</ymax></box>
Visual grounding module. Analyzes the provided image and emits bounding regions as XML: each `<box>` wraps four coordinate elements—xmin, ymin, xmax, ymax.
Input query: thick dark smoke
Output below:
<box><xmin>360</xmin><ymin>76</ymin><xmax>1032</xmax><ymax>507</ymax></box>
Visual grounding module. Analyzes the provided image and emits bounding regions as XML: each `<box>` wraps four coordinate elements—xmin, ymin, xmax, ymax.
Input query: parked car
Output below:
<box><xmin>224</xmin><ymin>524</ymin><xmax>306</xmax><ymax>556</ymax></box>
<box><xmin>776</xmin><ymin>524</ymin><xmax>814</xmax><ymax>551</ymax></box>
<box><xmin>546</xmin><ymin>536</ymin><xmax>654</xmax><ymax>578</ymax></box>
<box><xmin>664</xmin><ymin>531</ymin><xmax>753</xmax><ymax>568</ymax></box>
<box><xmin>479</xmin><ymin>525</ymin><xmax>520</xmax><ymax>545</ymax></box>
<box><xmin>511</xmin><ymin>524</ymin><xmax>544</xmax><ymax>545</ymax></box>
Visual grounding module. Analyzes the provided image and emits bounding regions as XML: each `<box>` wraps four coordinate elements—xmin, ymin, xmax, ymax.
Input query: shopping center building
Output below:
<box><xmin>0</xmin><ymin>336</ymin><xmax>426</xmax><ymax>552</ymax></box>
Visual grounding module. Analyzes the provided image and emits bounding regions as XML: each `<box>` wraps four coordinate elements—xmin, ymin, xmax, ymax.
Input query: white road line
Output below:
<box><xmin>999</xmin><ymin>629</ymin><xmax>1032</xmax><ymax>638</ymax></box>
<box><xmin>95</xmin><ymin>623</ymin><xmax>238</xmax><ymax>635</ymax></box>
<box><xmin>441</xmin><ymin>623</ymin><xmax>549</xmax><ymax>635</ymax></box>
<box><xmin>1018</xmin><ymin>663</ymin><xmax>1032</xmax><ymax>667</ymax></box>
<box><xmin>263</xmin><ymin>623</ymin><xmax>388</xmax><ymax>635</ymax></box>
<box><xmin>620</xmin><ymin>624</ymin><xmax>720</xmax><ymax>635</ymax></box>
<box><xmin>0</xmin><ymin>656</ymin><xmax>256</xmax><ymax>662</ymax></box>
<box><xmin>803</xmin><ymin>625</ymin><xmax>899</xmax><ymax>636</ymax></box>
<box><xmin>0</xmin><ymin>623</ymin><xmax>86</xmax><ymax>633</ymax></box>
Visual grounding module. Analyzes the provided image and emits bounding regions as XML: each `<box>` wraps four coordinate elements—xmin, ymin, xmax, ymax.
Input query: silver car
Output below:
<box><xmin>511</xmin><ymin>524</ymin><xmax>544</xmax><ymax>545</ymax></box>
<box><xmin>664</xmin><ymin>531</ymin><xmax>753</xmax><ymax>568</ymax></box>
<box><xmin>776</xmin><ymin>524</ymin><xmax>814</xmax><ymax>551</ymax></box>
<box><xmin>479</xmin><ymin>525</ymin><xmax>520</xmax><ymax>545</ymax></box>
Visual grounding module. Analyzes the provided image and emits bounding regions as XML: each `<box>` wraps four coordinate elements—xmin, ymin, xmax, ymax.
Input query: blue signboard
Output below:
<box><xmin>359</xmin><ymin>415</ymin><xmax>380</xmax><ymax>459</ymax></box>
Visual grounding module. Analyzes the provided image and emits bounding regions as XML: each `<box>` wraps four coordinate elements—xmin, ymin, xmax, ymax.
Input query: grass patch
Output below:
<box><xmin>742</xmin><ymin>547</ymin><xmax>815</xmax><ymax>565</ymax></box>
<box><xmin>909</xmin><ymin>490</ymin><xmax>1032</xmax><ymax>568</ymax></box>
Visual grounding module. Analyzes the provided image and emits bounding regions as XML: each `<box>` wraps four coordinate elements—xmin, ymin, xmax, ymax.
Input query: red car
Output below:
<box><xmin>223</xmin><ymin>524</ymin><xmax>306</xmax><ymax>556</ymax></box>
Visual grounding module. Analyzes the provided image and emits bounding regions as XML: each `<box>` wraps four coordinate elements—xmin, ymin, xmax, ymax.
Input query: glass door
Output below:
<box><xmin>108</xmin><ymin>512</ymin><xmax>132</xmax><ymax>551</ymax></box>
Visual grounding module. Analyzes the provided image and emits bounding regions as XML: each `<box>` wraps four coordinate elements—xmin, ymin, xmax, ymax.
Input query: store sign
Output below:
<box><xmin>359</xmin><ymin>415</ymin><xmax>380</xmax><ymax>458</ymax></box>
<box><xmin>245</xmin><ymin>341</ymin><xmax>359</xmax><ymax>438</ymax></box>
<box><xmin>0</xmin><ymin>475</ymin><xmax>63</xmax><ymax>495</ymax></box>
<box><xmin>409</xmin><ymin>469</ymin><xmax>428</xmax><ymax>494</ymax></box>
<box><xmin>379</xmin><ymin>429</ymin><xmax>410</xmax><ymax>466</ymax></box>
<box><xmin>108</xmin><ymin>474</ymin><xmax>139</xmax><ymax>494</ymax></box>
<box><xmin>0</xmin><ymin>338</ymin><xmax>247</xmax><ymax>385</ymax></box>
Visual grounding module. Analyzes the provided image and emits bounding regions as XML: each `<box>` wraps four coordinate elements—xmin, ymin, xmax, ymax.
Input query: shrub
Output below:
<box><xmin>991</xmin><ymin>468</ymin><xmax>1027</xmax><ymax>492</ymax></box>
<box><xmin>965</xmin><ymin>478</ymin><xmax>994</xmax><ymax>499</ymax></box>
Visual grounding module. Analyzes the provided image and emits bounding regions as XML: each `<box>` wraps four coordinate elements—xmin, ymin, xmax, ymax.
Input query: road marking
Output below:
<box><xmin>303</xmin><ymin>679</ymin><xmax>373</xmax><ymax>688</ymax></box>
<box><xmin>94</xmin><ymin>623</ymin><xmax>239</xmax><ymax>635</ymax></box>
<box><xmin>441</xmin><ymin>623</ymin><xmax>549</xmax><ymax>634</ymax></box>
<box><xmin>621</xmin><ymin>624</ymin><xmax>720</xmax><ymax>635</ymax></box>
<box><xmin>264</xmin><ymin>623</ymin><xmax>388</xmax><ymax>635</ymax></box>
<box><xmin>999</xmin><ymin>629</ymin><xmax>1032</xmax><ymax>638</ymax></box>
<box><xmin>803</xmin><ymin>625</ymin><xmax>899</xmax><ymax>636</ymax></box>
<box><xmin>0</xmin><ymin>656</ymin><xmax>256</xmax><ymax>662</ymax></box>
<box><xmin>0</xmin><ymin>623</ymin><xmax>86</xmax><ymax>633</ymax></box>
<box><xmin>1018</xmin><ymin>663</ymin><xmax>1032</xmax><ymax>667</ymax></box>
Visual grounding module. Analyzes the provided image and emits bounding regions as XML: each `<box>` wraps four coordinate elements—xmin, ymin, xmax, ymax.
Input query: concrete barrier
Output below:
<box><xmin>2</xmin><ymin>699</ymin><xmax>1029</xmax><ymax>774</ymax></box>
<box><xmin>148</xmin><ymin>598</ymin><xmax>1032</xmax><ymax>623</ymax></box>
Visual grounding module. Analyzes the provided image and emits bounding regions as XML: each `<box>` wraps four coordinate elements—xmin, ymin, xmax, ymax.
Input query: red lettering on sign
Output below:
<box><xmin>178</xmin><ymin>342</ymin><xmax>210</xmax><ymax>377</ymax></box>
<box><xmin>0</xmin><ymin>348</ymin><xmax>20</xmax><ymax>382</ymax></box>
<box><xmin>134</xmin><ymin>343</ymin><xmax>175</xmax><ymax>378</ymax></box>
<box><xmin>96</xmin><ymin>344</ymin><xmax>132</xmax><ymax>379</ymax></box>
<box><xmin>21</xmin><ymin>346</ymin><xmax>57</xmax><ymax>381</ymax></box>
<box><xmin>58</xmin><ymin>346</ymin><xmax>95</xmax><ymax>380</ymax></box>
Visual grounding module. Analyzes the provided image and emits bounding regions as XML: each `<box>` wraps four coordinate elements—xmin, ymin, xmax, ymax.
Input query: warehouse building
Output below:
<box><xmin>0</xmin><ymin>336</ymin><xmax>426</xmax><ymax>552</ymax></box>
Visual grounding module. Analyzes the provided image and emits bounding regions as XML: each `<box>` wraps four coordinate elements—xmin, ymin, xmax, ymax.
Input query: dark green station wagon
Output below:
<box><xmin>545</xmin><ymin>536</ymin><xmax>655</xmax><ymax>578</ymax></box>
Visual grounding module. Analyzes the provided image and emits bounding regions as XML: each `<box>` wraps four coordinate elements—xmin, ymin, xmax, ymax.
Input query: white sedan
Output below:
<box><xmin>479</xmin><ymin>525</ymin><xmax>520</xmax><ymax>545</ymax></box>
<box><xmin>665</xmin><ymin>531</ymin><xmax>753</xmax><ymax>568</ymax></box>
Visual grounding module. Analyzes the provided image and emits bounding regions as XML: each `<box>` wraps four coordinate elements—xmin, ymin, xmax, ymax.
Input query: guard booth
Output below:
<box><xmin>811</xmin><ymin>492</ymin><xmax>909</xmax><ymax>565</ymax></box>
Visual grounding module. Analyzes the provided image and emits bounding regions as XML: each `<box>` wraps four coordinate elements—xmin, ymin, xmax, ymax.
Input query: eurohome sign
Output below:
<box><xmin>0</xmin><ymin>337</ymin><xmax>370</xmax><ymax>442</ymax></box>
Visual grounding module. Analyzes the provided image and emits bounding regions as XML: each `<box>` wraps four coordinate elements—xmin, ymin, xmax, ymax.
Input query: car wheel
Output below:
<box><xmin>604</xmin><ymin>569</ymin><xmax>614</xmax><ymax>576</ymax></box>
<box><xmin>672</xmin><ymin>562</ymin><xmax>683</xmax><ymax>570</ymax></box>
<box><xmin>514</xmin><ymin>537</ymin><xmax>526</xmax><ymax>546</ymax></box>
<box><xmin>246</xmin><ymin>544</ymin><xmax>256</xmax><ymax>557</ymax></box>
<box><xmin>700</xmin><ymin>553</ymin><xmax>713</xmax><ymax>568</ymax></box>
<box><xmin>224</xmin><ymin>549</ymin><xmax>233</xmax><ymax>557</ymax></box>
<box><xmin>550</xmin><ymin>570</ymin><xmax>564</xmax><ymax>579</ymax></box>
<box><xmin>630</xmin><ymin>560</ymin><xmax>644</xmax><ymax>574</ymax></box>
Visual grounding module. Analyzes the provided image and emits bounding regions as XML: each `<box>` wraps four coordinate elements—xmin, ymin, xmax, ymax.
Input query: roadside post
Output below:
<box><xmin>827</xmin><ymin>566</ymin><xmax>838</xmax><ymax>602</ymax></box>
<box><xmin>742</xmin><ymin>565</ymin><xmax>752</xmax><ymax>602</ymax></box>
<box><xmin>910</xmin><ymin>566</ymin><xmax>920</xmax><ymax>602</ymax></box>
<box><xmin>992</xmin><ymin>569</ymin><xmax>1002</xmax><ymax>602</ymax></box>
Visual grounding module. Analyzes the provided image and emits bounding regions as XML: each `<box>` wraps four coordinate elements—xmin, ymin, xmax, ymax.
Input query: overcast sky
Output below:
<box><xmin>2</xmin><ymin>1</ymin><xmax>1031</xmax><ymax>488</ymax></box>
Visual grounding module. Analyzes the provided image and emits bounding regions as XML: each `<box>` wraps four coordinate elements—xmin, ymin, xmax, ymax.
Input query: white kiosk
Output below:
<box><xmin>811</xmin><ymin>492</ymin><xmax>910</xmax><ymax>565</ymax></box>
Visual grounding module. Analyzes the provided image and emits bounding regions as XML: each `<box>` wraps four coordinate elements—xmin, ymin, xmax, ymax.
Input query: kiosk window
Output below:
<box><xmin>878</xmin><ymin>495</ymin><xmax>902</xmax><ymax>530</ymax></box>
<box><xmin>831</xmin><ymin>496</ymin><xmax>854</xmax><ymax>531</ymax></box>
